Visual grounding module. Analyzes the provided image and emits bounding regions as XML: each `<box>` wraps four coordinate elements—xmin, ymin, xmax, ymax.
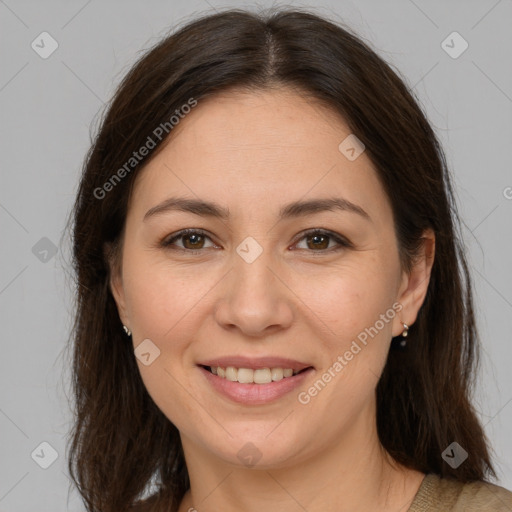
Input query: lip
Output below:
<box><xmin>199</xmin><ymin>365</ymin><xmax>315</xmax><ymax>405</ymax></box>
<box><xmin>197</xmin><ymin>356</ymin><xmax>313</xmax><ymax>372</ymax></box>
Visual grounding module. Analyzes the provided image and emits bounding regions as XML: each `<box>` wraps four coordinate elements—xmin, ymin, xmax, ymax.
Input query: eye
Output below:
<box><xmin>161</xmin><ymin>228</ymin><xmax>351</xmax><ymax>254</ymax></box>
<box><xmin>161</xmin><ymin>229</ymin><xmax>217</xmax><ymax>252</ymax></box>
<box><xmin>292</xmin><ymin>229</ymin><xmax>352</xmax><ymax>253</ymax></box>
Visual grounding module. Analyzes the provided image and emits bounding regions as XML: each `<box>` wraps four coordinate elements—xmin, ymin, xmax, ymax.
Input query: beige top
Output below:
<box><xmin>132</xmin><ymin>473</ymin><xmax>512</xmax><ymax>511</ymax></box>
<box><xmin>408</xmin><ymin>473</ymin><xmax>512</xmax><ymax>511</ymax></box>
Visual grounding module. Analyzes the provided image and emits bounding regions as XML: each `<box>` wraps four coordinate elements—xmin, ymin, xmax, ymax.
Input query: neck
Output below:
<box><xmin>177</xmin><ymin>404</ymin><xmax>425</xmax><ymax>512</ymax></box>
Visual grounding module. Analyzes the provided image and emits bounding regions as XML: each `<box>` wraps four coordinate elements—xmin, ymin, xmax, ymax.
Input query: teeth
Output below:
<box><xmin>255</xmin><ymin>368</ymin><xmax>272</xmax><ymax>383</ymax></box>
<box><xmin>225</xmin><ymin>367</ymin><xmax>238</xmax><ymax>381</ymax></box>
<box><xmin>271</xmin><ymin>368</ymin><xmax>284</xmax><ymax>381</ymax></box>
<box><xmin>209</xmin><ymin>366</ymin><xmax>301</xmax><ymax>384</ymax></box>
<box><xmin>237</xmin><ymin>368</ymin><xmax>254</xmax><ymax>384</ymax></box>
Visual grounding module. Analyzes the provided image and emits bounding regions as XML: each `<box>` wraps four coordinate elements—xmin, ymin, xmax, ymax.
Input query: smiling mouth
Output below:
<box><xmin>200</xmin><ymin>365</ymin><xmax>312</xmax><ymax>385</ymax></box>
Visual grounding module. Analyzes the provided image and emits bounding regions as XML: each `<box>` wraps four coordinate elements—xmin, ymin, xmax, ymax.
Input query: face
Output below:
<box><xmin>109</xmin><ymin>87</ymin><xmax>433</xmax><ymax>469</ymax></box>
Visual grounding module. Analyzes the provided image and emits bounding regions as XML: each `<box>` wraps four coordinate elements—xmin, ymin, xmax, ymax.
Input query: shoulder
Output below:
<box><xmin>410</xmin><ymin>473</ymin><xmax>512</xmax><ymax>511</ymax></box>
<box><xmin>454</xmin><ymin>478</ymin><xmax>512</xmax><ymax>511</ymax></box>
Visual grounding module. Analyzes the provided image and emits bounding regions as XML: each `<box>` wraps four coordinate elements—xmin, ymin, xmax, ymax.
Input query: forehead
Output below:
<box><xmin>128</xmin><ymin>87</ymin><xmax>392</xmax><ymax>226</ymax></box>
<box><xmin>163</xmin><ymin>87</ymin><xmax>353</xmax><ymax>159</ymax></box>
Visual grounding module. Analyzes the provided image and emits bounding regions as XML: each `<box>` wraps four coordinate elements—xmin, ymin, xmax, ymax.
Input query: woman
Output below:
<box><xmin>66</xmin><ymin>7</ymin><xmax>512</xmax><ymax>512</ymax></box>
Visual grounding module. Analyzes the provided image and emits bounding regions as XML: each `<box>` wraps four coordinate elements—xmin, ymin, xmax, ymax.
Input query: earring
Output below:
<box><xmin>400</xmin><ymin>323</ymin><xmax>409</xmax><ymax>347</ymax></box>
<box><xmin>123</xmin><ymin>325</ymin><xmax>132</xmax><ymax>336</ymax></box>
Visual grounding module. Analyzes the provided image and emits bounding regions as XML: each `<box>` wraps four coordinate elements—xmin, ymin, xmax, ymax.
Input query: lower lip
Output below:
<box><xmin>198</xmin><ymin>366</ymin><xmax>315</xmax><ymax>405</ymax></box>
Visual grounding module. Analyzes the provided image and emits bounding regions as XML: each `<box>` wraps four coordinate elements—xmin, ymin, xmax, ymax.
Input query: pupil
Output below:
<box><xmin>310</xmin><ymin>234</ymin><xmax>327</xmax><ymax>249</ymax></box>
<box><xmin>186</xmin><ymin>234</ymin><xmax>202</xmax><ymax>248</ymax></box>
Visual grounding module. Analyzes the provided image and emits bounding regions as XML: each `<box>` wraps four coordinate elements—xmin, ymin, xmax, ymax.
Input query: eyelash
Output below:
<box><xmin>161</xmin><ymin>228</ymin><xmax>352</xmax><ymax>255</ymax></box>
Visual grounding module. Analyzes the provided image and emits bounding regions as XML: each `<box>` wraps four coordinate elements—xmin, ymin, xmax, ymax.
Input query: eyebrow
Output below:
<box><xmin>143</xmin><ymin>196</ymin><xmax>371</xmax><ymax>222</ymax></box>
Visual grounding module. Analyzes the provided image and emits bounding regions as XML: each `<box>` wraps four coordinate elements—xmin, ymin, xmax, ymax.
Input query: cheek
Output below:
<box><xmin>122</xmin><ymin>249</ymin><xmax>212</xmax><ymax>339</ymax></box>
<box><xmin>292</xmin><ymin>266</ymin><xmax>398</xmax><ymax>422</ymax></box>
<box><xmin>286</xmin><ymin>257</ymin><xmax>400</xmax><ymax>406</ymax></box>
<box><xmin>121</xmin><ymin>256</ymin><xmax>202</xmax><ymax>426</ymax></box>
<box><xmin>287</xmin><ymin>257</ymin><xmax>399</xmax><ymax>345</ymax></box>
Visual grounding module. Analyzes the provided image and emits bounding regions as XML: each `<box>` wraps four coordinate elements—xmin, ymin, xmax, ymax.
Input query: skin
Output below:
<box><xmin>109</xmin><ymin>87</ymin><xmax>435</xmax><ymax>512</ymax></box>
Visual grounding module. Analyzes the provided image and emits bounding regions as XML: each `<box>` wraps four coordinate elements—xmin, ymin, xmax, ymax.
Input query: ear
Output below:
<box><xmin>393</xmin><ymin>229</ymin><xmax>435</xmax><ymax>337</ymax></box>
<box><xmin>104</xmin><ymin>241</ymin><xmax>130</xmax><ymax>327</ymax></box>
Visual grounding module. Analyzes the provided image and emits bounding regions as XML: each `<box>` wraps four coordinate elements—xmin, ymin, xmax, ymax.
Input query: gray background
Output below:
<box><xmin>1</xmin><ymin>0</ymin><xmax>511</xmax><ymax>510</ymax></box>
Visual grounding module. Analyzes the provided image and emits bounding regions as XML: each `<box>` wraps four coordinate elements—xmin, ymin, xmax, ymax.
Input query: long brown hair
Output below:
<box><xmin>65</xmin><ymin>7</ymin><xmax>496</xmax><ymax>512</ymax></box>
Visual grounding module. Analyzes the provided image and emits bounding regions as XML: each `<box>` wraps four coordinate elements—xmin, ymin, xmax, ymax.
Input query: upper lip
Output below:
<box><xmin>198</xmin><ymin>356</ymin><xmax>313</xmax><ymax>372</ymax></box>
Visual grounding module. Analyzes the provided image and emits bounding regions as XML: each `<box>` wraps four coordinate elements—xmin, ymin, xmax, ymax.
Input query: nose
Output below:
<box><xmin>213</xmin><ymin>245</ymin><xmax>294</xmax><ymax>338</ymax></box>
